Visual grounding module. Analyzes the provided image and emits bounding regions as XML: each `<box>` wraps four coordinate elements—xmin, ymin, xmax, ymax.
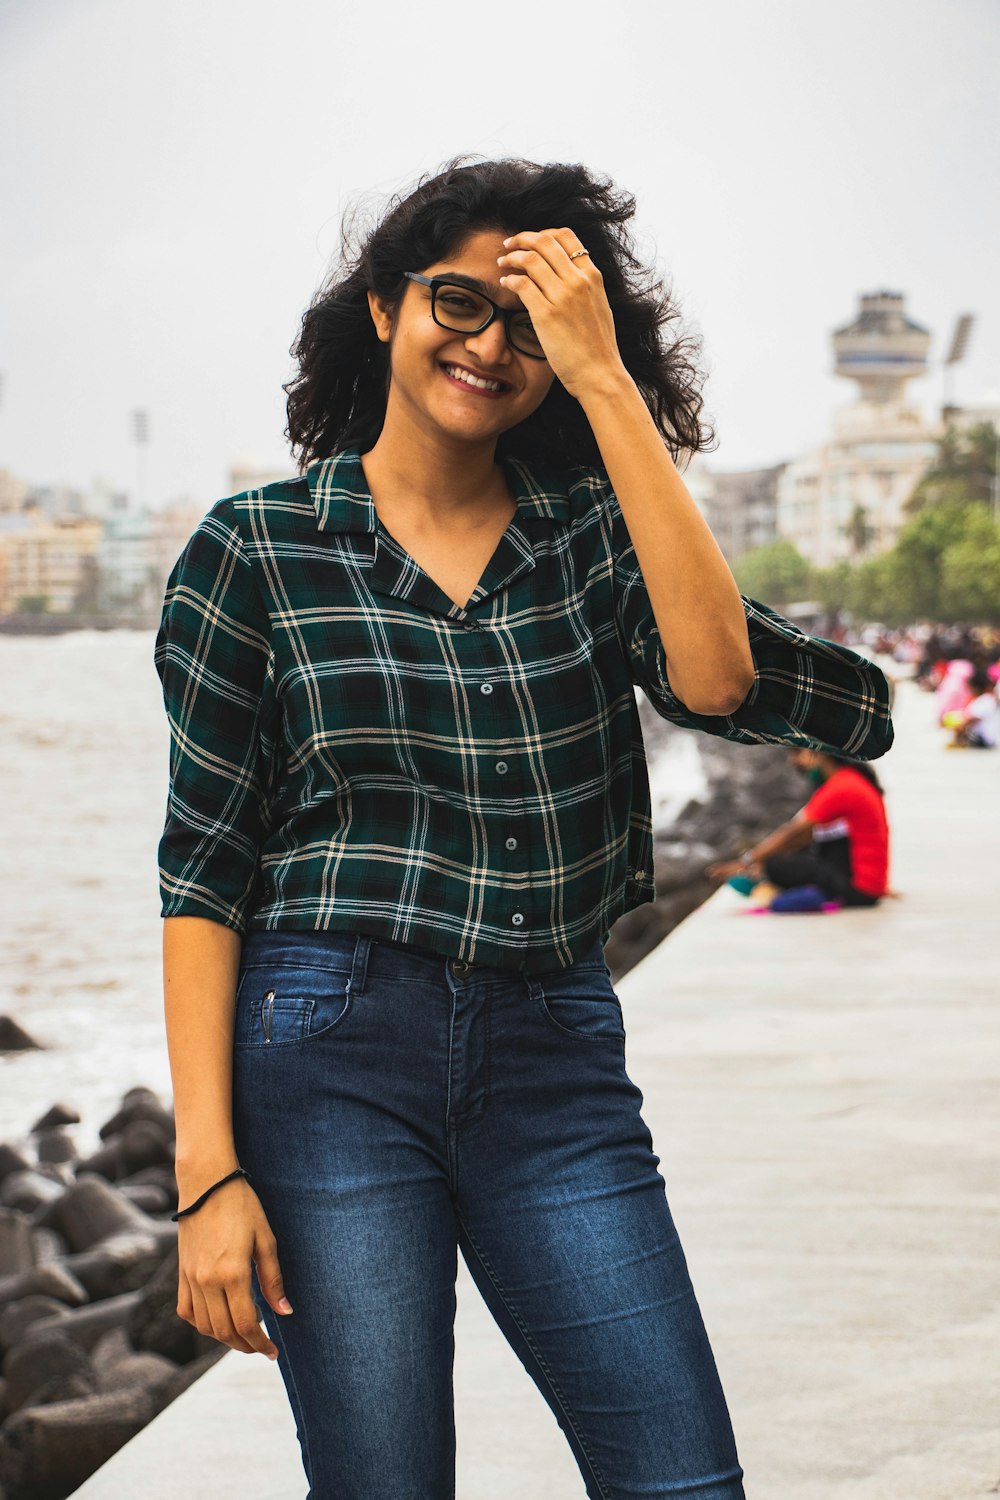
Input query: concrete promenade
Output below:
<box><xmin>76</xmin><ymin>670</ymin><xmax>999</xmax><ymax>1499</ymax></box>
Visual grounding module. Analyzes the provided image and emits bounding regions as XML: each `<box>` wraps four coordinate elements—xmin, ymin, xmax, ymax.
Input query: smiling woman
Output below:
<box><xmin>156</xmin><ymin>152</ymin><xmax>892</xmax><ymax>1500</ymax></box>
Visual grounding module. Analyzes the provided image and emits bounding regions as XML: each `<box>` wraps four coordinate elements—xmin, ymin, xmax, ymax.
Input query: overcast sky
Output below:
<box><xmin>1</xmin><ymin>0</ymin><xmax>997</xmax><ymax>507</ymax></box>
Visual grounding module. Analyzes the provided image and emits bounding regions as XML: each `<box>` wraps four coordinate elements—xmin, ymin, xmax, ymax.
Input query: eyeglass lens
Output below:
<box><xmin>433</xmin><ymin>284</ymin><xmax>543</xmax><ymax>357</ymax></box>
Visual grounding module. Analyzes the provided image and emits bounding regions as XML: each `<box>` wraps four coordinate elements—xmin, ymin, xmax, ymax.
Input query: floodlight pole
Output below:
<box><xmin>132</xmin><ymin>409</ymin><xmax>149</xmax><ymax>510</ymax></box>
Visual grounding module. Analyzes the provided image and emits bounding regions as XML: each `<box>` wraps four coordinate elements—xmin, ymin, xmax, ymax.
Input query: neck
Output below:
<box><xmin>360</xmin><ymin>402</ymin><xmax>507</xmax><ymax>528</ymax></box>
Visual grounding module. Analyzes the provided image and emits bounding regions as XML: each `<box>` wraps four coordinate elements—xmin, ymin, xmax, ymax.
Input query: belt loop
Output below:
<box><xmin>349</xmin><ymin>934</ymin><xmax>372</xmax><ymax>997</ymax></box>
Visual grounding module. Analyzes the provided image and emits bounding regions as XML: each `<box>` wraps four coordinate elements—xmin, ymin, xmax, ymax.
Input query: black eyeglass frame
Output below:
<box><xmin>402</xmin><ymin>272</ymin><xmax>548</xmax><ymax>361</ymax></box>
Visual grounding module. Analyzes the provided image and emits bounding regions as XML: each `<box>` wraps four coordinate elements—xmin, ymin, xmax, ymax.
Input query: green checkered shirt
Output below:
<box><xmin>154</xmin><ymin>445</ymin><xmax>893</xmax><ymax>971</ymax></box>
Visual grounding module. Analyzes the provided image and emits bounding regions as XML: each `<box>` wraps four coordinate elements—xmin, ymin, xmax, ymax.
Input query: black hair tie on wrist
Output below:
<box><xmin>171</xmin><ymin>1167</ymin><xmax>251</xmax><ymax>1222</ymax></box>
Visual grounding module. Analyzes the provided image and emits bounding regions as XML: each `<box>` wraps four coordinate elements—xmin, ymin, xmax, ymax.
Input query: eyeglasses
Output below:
<box><xmin>403</xmin><ymin>272</ymin><xmax>547</xmax><ymax>360</ymax></box>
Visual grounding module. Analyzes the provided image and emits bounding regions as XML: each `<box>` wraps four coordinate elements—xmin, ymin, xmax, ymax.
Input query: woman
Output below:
<box><xmin>155</xmin><ymin>155</ymin><xmax>894</xmax><ymax>1499</ymax></box>
<box><xmin>707</xmin><ymin>747</ymin><xmax>891</xmax><ymax>908</ymax></box>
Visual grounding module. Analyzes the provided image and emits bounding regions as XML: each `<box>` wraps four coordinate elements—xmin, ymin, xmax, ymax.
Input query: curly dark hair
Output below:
<box><xmin>283</xmin><ymin>153</ymin><xmax>716</xmax><ymax>474</ymax></box>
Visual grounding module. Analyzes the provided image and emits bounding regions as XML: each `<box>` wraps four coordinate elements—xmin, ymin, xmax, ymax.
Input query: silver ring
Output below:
<box><xmin>569</xmin><ymin>249</ymin><xmax>589</xmax><ymax>261</ymax></box>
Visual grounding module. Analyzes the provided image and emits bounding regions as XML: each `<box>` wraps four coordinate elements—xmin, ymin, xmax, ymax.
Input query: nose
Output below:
<box><xmin>462</xmin><ymin>317</ymin><xmax>515</xmax><ymax>365</ymax></box>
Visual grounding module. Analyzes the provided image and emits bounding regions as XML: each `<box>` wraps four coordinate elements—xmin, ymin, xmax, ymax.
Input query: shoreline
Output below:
<box><xmin>0</xmin><ymin>616</ymin><xmax>157</xmax><ymax>635</ymax></box>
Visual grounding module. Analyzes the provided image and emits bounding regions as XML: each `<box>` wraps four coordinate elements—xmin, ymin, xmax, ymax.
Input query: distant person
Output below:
<box><xmin>915</xmin><ymin>631</ymin><xmax>946</xmax><ymax>687</ymax></box>
<box><xmin>707</xmin><ymin>748</ymin><xmax>890</xmax><ymax>908</ymax></box>
<box><xmin>934</xmin><ymin>657</ymin><xmax>975</xmax><ymax>722</ymax></box>
<box><xmin>944</xmin><ymin>667</ymin><xmax>999</xmax><ymax>749</ymax></box>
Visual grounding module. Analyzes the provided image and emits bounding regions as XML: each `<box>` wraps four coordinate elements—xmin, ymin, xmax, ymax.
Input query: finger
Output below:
<box><xmin>549</xmin><ymin>226</ymin><xmax>595</xmax><ymax>272</ymax></box>
<box><xmin>204</xmin><ymin>1277</ymin><xmax>260</xmax><ymax>1355</ymax></box>
<box><xmin>188</xmin><ymin>1261</ymin><xmax>256</xmax><ymax>1354</ymax></box>
<box><xmin>255</xmin><ymin>1236</ymin><xmax>293</xmax><ymax>1317</ymax></box>
<box><xmin>176</xmin><ymin>1266</ymin><xmax>194</xmax><ymax>1324</ymax></box>
<box><xmin>188</xmin><ymin>1276</ymin><xmax>233</xmax><ymax>1348</ymax></box>
<box><xmin>498</xmin><ymin>245</ymin><xmax>562</xmax><ymax>303</ymax></box>
<box><xmin>497</xmin><ymin>269</ymin><xmax>546</xmax><ymax>319</ymax></box>
<box><xmin>504</xmin><ymin>228</ymin><xmax>591</xmax><ymax>281</ymax></box>
<box><xmin>225</xmin><ymin>1273</ymin><xmax>280</xmax><ymax>1360</ymax></box>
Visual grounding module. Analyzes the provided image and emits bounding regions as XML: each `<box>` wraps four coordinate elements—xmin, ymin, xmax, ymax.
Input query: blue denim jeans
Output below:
<box><xmin>232</xmin><ymin>929</ymin><xmax>746</xmax><ymax>1500</ymax></box>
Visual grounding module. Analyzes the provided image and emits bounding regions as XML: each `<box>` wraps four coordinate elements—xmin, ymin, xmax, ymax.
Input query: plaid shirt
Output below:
<box><xmin>154</xmin><ymin>445</ymin><xmax>893</xmax><ymax>971</ymax></box>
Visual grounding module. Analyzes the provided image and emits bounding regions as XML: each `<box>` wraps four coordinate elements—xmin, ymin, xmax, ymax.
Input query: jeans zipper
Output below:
<box><xmin>261</xmin><ymin>989</ymin><xmax>275</xmax><ymax>1043</ymax></box>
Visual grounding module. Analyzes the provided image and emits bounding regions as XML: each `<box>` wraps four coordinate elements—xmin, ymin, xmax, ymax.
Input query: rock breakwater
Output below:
<box><xmin>605</xmin><ymin>701</ymin><xmax>808</xmax><ymax>978</ymax></box>
<box><xmin>0</xmin><ymin>1089</ymin><xmax>226</xmax><ymax>1500</ymax></box>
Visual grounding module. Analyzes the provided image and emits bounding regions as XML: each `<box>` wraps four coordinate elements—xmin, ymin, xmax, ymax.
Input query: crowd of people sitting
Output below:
<box><xmin>706</xmin><ymin>619</ymin><xmax>999</xmax><ymax>915</ymax></box>
<box><xmin>872</xmin><ymin>621</ymin><xmax>1000</xmax><ymax>751</ymax></box>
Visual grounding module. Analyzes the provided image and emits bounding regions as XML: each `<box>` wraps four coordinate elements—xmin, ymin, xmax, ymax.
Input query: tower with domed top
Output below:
<box><xmin>775</xmin><ymin>289</ymin><xmax>940</xmax><ymax>566</ymax></box>
<box><xmin>832</xmin><ymin>289</ymin><xmax>930</xmax><ymax>405</ymax></box>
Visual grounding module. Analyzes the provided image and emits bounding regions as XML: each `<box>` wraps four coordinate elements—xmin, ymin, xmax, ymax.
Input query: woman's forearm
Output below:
<box><xmin>162</xmin><ymin>914</ymin><xmax>244</xmax><ymax>1196</ymax></box>
<box><xmin>578</xmin><ymin>372</ymin><xmax>755</xmax><ymax>716</ymax></box>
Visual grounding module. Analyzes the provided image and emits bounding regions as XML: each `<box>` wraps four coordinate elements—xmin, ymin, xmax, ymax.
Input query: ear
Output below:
<box><xmin>367</xmin><ymin>289</ymin><xmax>394</xmax><ymax>344</ymax></box>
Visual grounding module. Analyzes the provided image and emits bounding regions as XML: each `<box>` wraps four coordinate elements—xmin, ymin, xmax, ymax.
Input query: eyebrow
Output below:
<box><xmin>434</xmin><ymin>271</ymin><xmax>511</xmax><ymax>303</ymax></box>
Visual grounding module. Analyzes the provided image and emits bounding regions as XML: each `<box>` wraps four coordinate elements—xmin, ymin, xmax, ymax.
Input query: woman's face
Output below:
<box><xmin>367</xmin><ymin>227</ymin><xmax>557</xmax><ymax>448</ymax></box>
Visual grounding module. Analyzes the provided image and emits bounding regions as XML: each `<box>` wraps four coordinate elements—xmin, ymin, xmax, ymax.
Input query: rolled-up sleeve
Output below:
<box><xmin>154</xmin><ymin>498</ymin><xmax>276</xmax><ymax>933</ymax></box>
<box><xmin>607</xmin><ymin>486</ymin><xmax>894</xmax><ymax>761</ymax></box>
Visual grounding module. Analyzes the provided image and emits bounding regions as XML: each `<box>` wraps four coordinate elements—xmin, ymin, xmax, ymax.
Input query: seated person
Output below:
<box><xmin>707</xmin><ymin>747</ymin><xmax>891</xmax><ymax>907</ymax></box>
<box><xmin>933</xmin><ymin>657</ymin><xmax>974</xmax><ymax>721</ymax></box>
<box><xmin>944</xmin><ymin>667</ymin><xmax>999</xmax><ymax>749</ymax></box>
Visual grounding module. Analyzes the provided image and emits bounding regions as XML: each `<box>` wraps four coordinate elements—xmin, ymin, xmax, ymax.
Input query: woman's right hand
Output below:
<box><xmin>175</xmin><ymin>1174</ymin><xmax>292</xmax><ymax>1359</ymax></box>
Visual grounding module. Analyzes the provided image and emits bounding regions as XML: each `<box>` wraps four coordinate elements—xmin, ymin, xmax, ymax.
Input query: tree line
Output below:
<box><xmin>732</xmin><ymin>421</ymin><xmax>1000</xmax><ymax>626</ymax></box>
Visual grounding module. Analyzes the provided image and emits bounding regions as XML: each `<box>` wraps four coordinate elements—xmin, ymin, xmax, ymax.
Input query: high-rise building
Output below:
<box><xmin>702</xmin><ymin>464</ymin><xmax>784</xmax><ymax>565</ymax></box>
<box><xmin>0</xmin><ymin>513</ymin><xmax>103</xmax><ymax>614</ymax></box>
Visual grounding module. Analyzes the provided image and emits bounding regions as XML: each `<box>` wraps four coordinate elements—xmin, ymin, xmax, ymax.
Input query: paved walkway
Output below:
<box><xmin>76</xmin><ymin>671</ymin><xmax>999</xmax><ymax>1499</ymax></box>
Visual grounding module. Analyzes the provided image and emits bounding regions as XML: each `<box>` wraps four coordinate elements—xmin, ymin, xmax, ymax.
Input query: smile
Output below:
<box><xmin>440</xmin><ymin>363</ymin><xmax>511</xmax><ymax>396</ymax></box>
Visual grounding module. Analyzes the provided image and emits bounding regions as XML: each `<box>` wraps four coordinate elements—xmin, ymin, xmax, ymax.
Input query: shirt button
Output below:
<box><xmin>480</xmin><ymin>683</ymin><xmax>493</xmax><ymax>694</ymax></box>
<box><xmin>634</xmin><ymin>869</ymin><xmax>646</xmax><ymax>880</ymax></box>
<box><xmin>511</xmin><ymin>912</ymin><xmax>525</xmax><ymax>926</ymax></box>
<box><xmin>505</xmin><ymin>837</ymin><xmax>517</xmax><ymax>850</ymax></box>
<box><xmin>496</xmin><ymin>760</ymin><xmax>508</xmax><ymax>774</ymax></box>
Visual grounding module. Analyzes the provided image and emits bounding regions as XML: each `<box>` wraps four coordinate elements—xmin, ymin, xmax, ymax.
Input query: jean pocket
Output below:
<box><xmin>529</xmin><ymin>966</ymin><xmax>626</xmax><ymax>1043</ymax></box>
<box><xmin>233</xmin><ymin>962</ymin><xmax>353</xmax><ymax>1049</ymax></box>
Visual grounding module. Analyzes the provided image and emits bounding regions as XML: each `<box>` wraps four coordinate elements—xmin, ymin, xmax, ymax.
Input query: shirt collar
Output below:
<box><xmin>305</xmin><ymin>445</ymin><xmax>572</xmax><ymax>534</ymax></box>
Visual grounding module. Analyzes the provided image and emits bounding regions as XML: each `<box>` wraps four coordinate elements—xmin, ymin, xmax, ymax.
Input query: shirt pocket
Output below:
<box><xmin>233</xmin><ymin>961</ymin><xmax>353</xmax><ymax>1048</ymax></box>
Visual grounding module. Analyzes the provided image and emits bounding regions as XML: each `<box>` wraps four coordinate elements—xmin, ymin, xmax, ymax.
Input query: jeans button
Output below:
<box><xmin>450</xmin><ymin>958</ymin><xmax>474</xmax><ymax>976</ymax></box>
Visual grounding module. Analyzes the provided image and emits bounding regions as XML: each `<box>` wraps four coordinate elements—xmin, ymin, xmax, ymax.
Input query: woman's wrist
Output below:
<box><xmin>173</xmin><ymin>1167</ymin><xmax>249</xmax><ymax>1222</ymax></box>
<box><xmin>175</xmin><ymin>1153</ymin><xmax>242</xmax><ymax>1196</ymax></box>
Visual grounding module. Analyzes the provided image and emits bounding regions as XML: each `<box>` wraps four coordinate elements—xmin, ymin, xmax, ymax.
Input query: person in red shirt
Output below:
<box><xmin>708</xmin><ymin>748</ymin><xmax>891</xmax><ymax>906</ymax></box>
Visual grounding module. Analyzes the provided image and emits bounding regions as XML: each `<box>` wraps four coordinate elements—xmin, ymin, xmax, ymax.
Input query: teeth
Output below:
<box><xmin>443</xmin><ymin>364</ymin><xmax>505</xmax><ymax>392</ymax></box>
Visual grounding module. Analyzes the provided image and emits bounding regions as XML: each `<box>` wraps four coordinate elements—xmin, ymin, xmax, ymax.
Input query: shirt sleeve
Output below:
<box><xmin>801</xmin><ymin>775</ymin><xmax>848</xmax><ymax>824</ymax></box>
<box><xmin>153</xmin><ymin>498</ymin><xmax>276</xmax><ymax>935</ymax></box>
<box><xmin>604</xmin><ymin>481</ymin><xmax>895</xmax><ymax>761</ymax></box>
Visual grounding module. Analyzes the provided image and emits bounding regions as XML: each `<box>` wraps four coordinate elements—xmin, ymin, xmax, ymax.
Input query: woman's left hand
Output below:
<box><xmin>497</xmin><ymin>228</ymin><xmax>629</xmax><ymax>402</ymax></box>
